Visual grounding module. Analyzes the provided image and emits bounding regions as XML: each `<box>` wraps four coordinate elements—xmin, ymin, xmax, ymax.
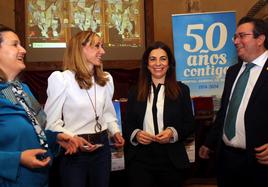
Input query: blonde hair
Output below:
<box><xmin>63</xmin><ymin>30</ymin><xmax>108</xmax><ymax>89</ymax></box>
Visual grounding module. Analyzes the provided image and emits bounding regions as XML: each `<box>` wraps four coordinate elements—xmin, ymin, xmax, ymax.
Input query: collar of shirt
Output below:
<box><xmin>243</xmin><ymin>50</ymin><xmax>268</xmax><ymax>68</ymax></box>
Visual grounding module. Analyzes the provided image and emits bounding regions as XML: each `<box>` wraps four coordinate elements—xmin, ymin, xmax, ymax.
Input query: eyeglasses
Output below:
<box><xmin>232</xmin><ymin>33</ymin><xmax>254</xmax><ymax>42</ymax></box>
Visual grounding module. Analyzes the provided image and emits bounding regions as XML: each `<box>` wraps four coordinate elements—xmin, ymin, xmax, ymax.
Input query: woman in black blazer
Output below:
<box><xmin>123</xmin><ymin>41</ymin><xmax>195</xmax><ymax>187</ymax></box>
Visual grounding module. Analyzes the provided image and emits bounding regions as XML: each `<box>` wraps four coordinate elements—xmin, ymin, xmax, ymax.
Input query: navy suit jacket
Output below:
<box><xmin>205</xmin><ymin>58</ymin><xmax>268</xmax><ymax>164</ymax></box>
<box><xmin>123</xmin><ymin>82</ymin><xmax>195</xmax><ymax>170</ymax></box>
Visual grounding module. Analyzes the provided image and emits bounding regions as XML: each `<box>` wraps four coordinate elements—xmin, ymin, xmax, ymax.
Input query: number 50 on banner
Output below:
<box><xmin>172</xmin><ymin>11</ymin><xmax>237</xmax><ymax>97</ymax></box>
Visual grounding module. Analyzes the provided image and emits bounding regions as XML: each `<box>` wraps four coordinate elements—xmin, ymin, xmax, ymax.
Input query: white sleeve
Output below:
<box><xmin>130</xmin><ymin>129</ymin><xmax>140</xmax><ymax>146</ymax></box>
<box><xmin>103</xmin><ymin>74</ymin><xmax>121</xmax><ymax>135</ymax></box>
<box><xmin>167</xmin><ymin>127</ymin><xmax>178</xmax><ymax>143</ymax></box>
<box><xmin>44</xmin><ymin>71</ymin><xmax>75</xmax><ymax>136</ymax></box>
<box><xmin>105</xmin><ymin>72</ymin><xmax>114</xmax><ymax>99</ymax></box>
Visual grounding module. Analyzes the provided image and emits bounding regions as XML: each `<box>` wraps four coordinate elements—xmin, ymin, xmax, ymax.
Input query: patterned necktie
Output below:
<box><xmin>224</xmin><ymin>63</ymin><xmax>255</xmax><ymax>140</ymax></box>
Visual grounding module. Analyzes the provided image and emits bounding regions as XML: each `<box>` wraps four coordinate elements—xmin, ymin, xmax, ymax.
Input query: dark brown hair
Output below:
<box><xmin>238</xmin><ymin>16</ymin><xmax>268</xmax><ymax>49</ymax></box>
<box><xmin>137</xmin><ymin>41</ymin><xmax>180</xmax><ymax>101</ymax></box>
<box><xmin>0</xmin><ymin>24</ymin><xmax>15</xmax><ymax>82</ymax></box>
<box><xmin>0</xmin><ymin>24</ymin><xmax>15</xmax><ymax>44</ymax></box>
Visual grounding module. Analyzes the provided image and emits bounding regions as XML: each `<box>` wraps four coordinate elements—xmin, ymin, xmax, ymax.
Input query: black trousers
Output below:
<box><xmin>217</xmin><ymin>143</ymin><xmax>268</xmax><ymax>187</ymax></box>
<box><xmin>126</xmin><ymin>143</ymin><xmax>184</xmax><ymax>187</ymax></box>
<box><xmin>59</xmin><ymin>134</ymin><xmax>111</xmax><ymax>187</ymax></box>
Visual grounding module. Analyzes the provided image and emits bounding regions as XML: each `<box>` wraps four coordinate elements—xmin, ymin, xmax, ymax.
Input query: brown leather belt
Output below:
<box><xmin>78</xmin><ymin>130</ymin><xmax>108</xmax><ymax>144</ymax></box>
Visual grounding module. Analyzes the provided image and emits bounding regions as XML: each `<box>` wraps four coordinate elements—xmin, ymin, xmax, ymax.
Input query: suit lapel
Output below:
<box><xmin>163</xmin><ymin>97</ymin><xmax>169</xmax><ymax>128</ymax></box>
<box><xmin>223</xmin><ymin>63</ymin><xmax>243</xmax><ymax>105</ymax></box>
<box><xmin>249</xmin><ymin>59</ymin><xmax>268</xmax><ymax>102</ymax></box>
<box><xmin>138</xmin><ymin>100</ymin><xmax>147</xmax><ymax>128</ymax></box>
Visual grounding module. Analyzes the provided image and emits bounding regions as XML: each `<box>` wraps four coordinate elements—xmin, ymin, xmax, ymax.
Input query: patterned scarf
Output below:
<box><xmin>1</xmin><ymin>81</ymin><xmax>48</xmax><ymax>149</ymax></box>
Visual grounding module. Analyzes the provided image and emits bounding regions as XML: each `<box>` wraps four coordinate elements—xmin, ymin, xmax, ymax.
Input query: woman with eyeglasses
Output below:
<box><xmin>44</xmin><ymin>30</ymin><xmax>124</xmax><ymax>187</ymax></box>
<box><xmin>0</xmin><ymin>24</ymin><xmax>78</xmax><ymax>187</ymax></box>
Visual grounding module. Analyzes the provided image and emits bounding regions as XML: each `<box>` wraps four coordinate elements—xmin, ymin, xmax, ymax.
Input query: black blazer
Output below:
<box><xmin>123</xmin><ymin>82</ymin><xmax>195</xmax><ymax>169</ymax></box>
<box><xmin>205</xmin><ymin>58</ymin><xmax>268</xmax><ymax>163</ymax></box>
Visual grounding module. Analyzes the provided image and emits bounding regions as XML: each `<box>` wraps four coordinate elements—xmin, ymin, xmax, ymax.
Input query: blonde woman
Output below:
<box><xmin>44</xmin><ymin>30</ymin><xmax>124</xmax><ymax>187</ymax></box>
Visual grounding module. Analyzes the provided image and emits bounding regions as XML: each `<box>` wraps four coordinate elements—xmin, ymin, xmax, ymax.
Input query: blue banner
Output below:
<box><xmin>172</xmin><ymin>12</ymin><xmax>237</xmax><ymax>98</ymax></box>
<box><xmin>111</xmin><ymin>101</ymin><xmax>124</xmax><ymax>171</ymax></box>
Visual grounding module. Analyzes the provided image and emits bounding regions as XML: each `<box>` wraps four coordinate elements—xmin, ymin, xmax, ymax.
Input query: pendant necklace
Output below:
<box><xmin>86</xmin><ymin>83</ymin><xmax>102</xmax><ymax>133</ymax></box>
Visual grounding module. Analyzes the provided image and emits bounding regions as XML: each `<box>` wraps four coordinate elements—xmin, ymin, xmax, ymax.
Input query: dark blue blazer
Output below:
<box><xmin>123</xmin><ymin>82</ymin><xmax>195</xmax><ymax>169</ymax></box>
<box><xmin>205</xmin><ymin>58</ymin><xmax>268</xmax><ymax>164</ymax></box>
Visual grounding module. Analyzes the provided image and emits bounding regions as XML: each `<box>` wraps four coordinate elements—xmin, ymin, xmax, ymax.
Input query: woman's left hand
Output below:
<box><xmin>155</xmin><ymin>128</ymin><xmax>173</xmax><ymax>144</ymax></box>
<box><xmin>113</xmin><ymin>132</ymin><xmax>125</xmax><ymax>148</ymax></box>
<box><xmin>57</xmin><ymin>133</ymin><xmax>79</xmax><ymax>155</ymax></box>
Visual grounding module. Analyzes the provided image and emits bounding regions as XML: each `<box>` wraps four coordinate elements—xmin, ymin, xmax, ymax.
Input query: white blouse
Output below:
<box><xmin>44</xmin><ymin>70</ymin><xmax>120</xmax><ymax>137</ymax></box>
<box><xmin>130</xmin><ymin>85</ymin><xmax>178</xmax><ymax>145</ymax></box>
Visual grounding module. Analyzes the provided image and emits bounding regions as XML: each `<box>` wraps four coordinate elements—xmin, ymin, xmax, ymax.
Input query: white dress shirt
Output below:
<box><xmin>223</xmin><ymin>50</ymin><xmax>268</xmax><ymax>148</ymax></box>
<box><xmin>44</xmin><ymin>70</ymin><xmax>121</xmax><ymax>136</ymax></box>
<box><xmin>130</xmin><ymin>85</ymin><xmax>178</xmax><ymax>145</ymax></box>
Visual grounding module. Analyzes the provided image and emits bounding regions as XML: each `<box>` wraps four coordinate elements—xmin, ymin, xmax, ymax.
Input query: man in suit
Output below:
<box><xmin>199</xmin><ymin>16</ymin><xmax>268</xmax><ymax>186</ymax></box>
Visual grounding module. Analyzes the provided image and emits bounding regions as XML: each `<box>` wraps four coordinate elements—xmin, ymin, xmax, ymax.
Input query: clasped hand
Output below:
<box><xmin>71</xmin><ymin>135</ymin><xmax>100</xmax><ymax>152</ymax></box>
<box><xmin>20</xmin><ymin>133</ymin><xmax>79</xmax><ymax>169</ymax></box>
<box><xmin>57</xmin><ymin>133</ymin><xmax>80</xmax><ymax>155</ymax></box>
<box><xmin>20</xmin><ymin>149</ymin><xmax>51</xmax><ymax>169</ymax></box>
<box><xmin>136</xmin><ymin>128</ymin><xmax>173</xmax><ymax>145</ymax></box>
<box><xmin>112</xmin><ymin>132</ymin><xmax>125</xmax><ymax>148</ymax></box>
<box><xmin>74</xmin><ymin>132</ymin><xmax>125</xmax><ymax>152</ymax></box>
